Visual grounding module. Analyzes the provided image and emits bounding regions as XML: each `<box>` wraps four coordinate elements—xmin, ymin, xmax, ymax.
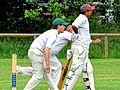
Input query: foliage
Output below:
<box><xmin>89</xmin><ymin>16</ymin><xmax>120</xmax><ymax>33</ymax></box>
<box><xmin>0</xmin><ymin>0</ymin><xmax>52</xmax><ymax>33</ymax></box>
<box><xmin>112</xmin><ymin>0</ymin><xmax>120</xmax><ymax>24</ymax></box>
<box><xmin>0</xmin><ymin>0</ymin><xmax>24</xmax><ymax>21</ymax></box>
<box><xmin>0</xmin><ymin>0</ymin><xmax>24</xmax><ymax>32</ymax></box>
<box><xmin>0</xmin><ymin>37</ymin><xmax>32</xmax><ymax>59</ymax></box>
<box><xmin>0</xmin><ymin>0</ymin><xmax>120</xmax><ymax>33</ymax></box>
<box><xmin>0</xmin><ymin>16</ymin><xmax>52</xmax><ymax>33</ymax></box>
<box><xmin>46</xmin><ymin>0</ymin><xmax>80</xmax><ymax>23</ymax></box>
<box><xmin>24</xmin><ymin>7</ymin><xmax>43</xmax><ymax>19</ymax></box>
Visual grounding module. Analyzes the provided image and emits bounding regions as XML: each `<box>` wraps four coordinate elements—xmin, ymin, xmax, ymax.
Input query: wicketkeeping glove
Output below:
<box><xmin>67</xmin><ymin>49</ymin><xmax>73</xmax><ymax>60</ymax></box>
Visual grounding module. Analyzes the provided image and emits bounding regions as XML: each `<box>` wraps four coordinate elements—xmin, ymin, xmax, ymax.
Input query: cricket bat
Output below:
<box><xmin>57</xmin><ymin>56</ymin><xmax>72</xmax><ymax>90</ymax></box>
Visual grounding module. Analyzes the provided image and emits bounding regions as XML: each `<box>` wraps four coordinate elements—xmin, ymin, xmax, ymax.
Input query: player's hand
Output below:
<box><xmin>92</xmin><ymin>38</ymin><xmax>101</xmax><ymax>44</ymax></box>
<box><xmin>44</xmin><ymin>64</ymin><xmax>50</xmax><ymax>73</ymax></box>
<box><xmin>67</xmin><ymin>49</ymin><xmax>73</xmax><ymax>60</ymax></box>
<box><xmin>66</xmin><ymin>25</ymin><xmax>72</xmax><ymax>33</ymax></box>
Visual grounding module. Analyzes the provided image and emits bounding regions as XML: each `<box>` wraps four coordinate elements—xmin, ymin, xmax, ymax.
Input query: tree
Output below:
<box><xmin>112</xmin><ymin>0</ymin><xmax>120</xmax><ymax>24</ymax></box>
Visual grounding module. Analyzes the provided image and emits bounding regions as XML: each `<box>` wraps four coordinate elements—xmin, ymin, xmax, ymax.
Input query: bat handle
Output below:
<box><xmin>66</xmin><ymin>56</ymin><xmax>72</xmax><ymax>68</ymax></box>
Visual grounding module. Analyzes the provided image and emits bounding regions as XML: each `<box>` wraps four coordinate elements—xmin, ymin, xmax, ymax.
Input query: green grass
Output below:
<box><xmin>0</xmin><ymin>59</ymin><xmax>120</xmax><ymax>90</ymax></box>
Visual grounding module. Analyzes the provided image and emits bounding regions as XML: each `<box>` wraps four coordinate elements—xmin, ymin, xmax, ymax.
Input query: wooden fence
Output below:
<box><xmin>0</xmin><ymin>33</ymin><xmax>120</xmax><ymax>58</ymax></box>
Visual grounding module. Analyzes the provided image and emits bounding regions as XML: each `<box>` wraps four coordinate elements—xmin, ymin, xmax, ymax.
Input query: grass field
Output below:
<box><xmin>0</xmin><ymin>59</ymin><xmax>120</xmax><ymax>90</ymax></box>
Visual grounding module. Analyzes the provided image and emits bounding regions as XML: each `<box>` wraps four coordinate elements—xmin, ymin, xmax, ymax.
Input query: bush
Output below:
<box><xmin>0</xmin><ymin>37</ymin><xmax>33</xmax><ymax>59</ymax></box>
<box><xmin>1</xmin><ymin>37</ymin><xmax>120</xmax><ymax>59</ymax></box>
<box><xmin>112</xmin><ymin>0</ymin><xmax>120</xmax><ymax>24</ymax></box>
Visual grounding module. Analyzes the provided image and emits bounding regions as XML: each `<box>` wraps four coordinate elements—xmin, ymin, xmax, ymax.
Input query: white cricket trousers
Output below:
<box><xmin>63</xmin><ymin>44</ymin><xmax>95</xmax><ymax>90</ymax></box>
<box><xmin>49</xmin><ymin>55</ymin><xmax>62</xmax><ymax>85</ymax></box>
<box><xmin>23</xmin><ymin>48</ymin><xmax>58</xmax><ymax>90</ymax></box>
<box><xmin>17</xmin><ymin>56</ymin><xmax>62</xmax><ymax>88</ymax></box>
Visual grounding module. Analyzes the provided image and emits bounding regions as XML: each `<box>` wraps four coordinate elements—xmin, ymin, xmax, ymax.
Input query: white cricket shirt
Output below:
<box><xmin>30</xmin><ymin>29</ymin><xmax>58</xmax><ymax>52</ymax></box>
<box><xmin>50</xmin><ymin>31</ymin><xmax>72</xmax><ymax>56</ymax></box>
<box><xmin>72</xmin><ymin>14</ymin><xmax>92</xmax><ymax>49</ymax></box>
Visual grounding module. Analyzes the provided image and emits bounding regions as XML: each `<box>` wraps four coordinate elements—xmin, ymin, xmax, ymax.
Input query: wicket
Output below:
<box><xmin>12</xmin><ymin>54</ymin><xmax>17</xmax><ymax>90</ymax></box>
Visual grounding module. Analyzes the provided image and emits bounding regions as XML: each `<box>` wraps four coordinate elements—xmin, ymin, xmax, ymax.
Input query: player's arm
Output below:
<box><xmin>44</xmin><ymin>34</ymin><xmax>57</xmax><ymax>73</ymax></box>
<box><xmin>66</xmin><ymin>25</ymin><xmax>78</xmax><ymax>34</ymax></box>
<box><xmin>66</xmin><ymin>25</ymin><xmax>78</xmax><ymax>44</ymax></box>
<box><xmin>44</xmin><ymin>47</ymin><xmax>50</xmax><ymax>73</ymax></box>
<box><xmin>72</xmin><ymin>25</ymin><xmax>78</xmax><ymax>34</ymax></box>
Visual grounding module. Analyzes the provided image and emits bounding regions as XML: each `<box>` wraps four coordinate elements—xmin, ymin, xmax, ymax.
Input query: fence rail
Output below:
<box><xmin>0</xmin><ymin>33</ymin><xmax>40</xmax><ymax>37</ymax></box>
<box><xmin>0</xmin><ymin>33</ymin><xmax>120</xmax><ymax>58</ymax></box>
<box><xmin>0</xmin><ymin>33</ymin><xmax>120</xmax><ymax>37</ymax></box>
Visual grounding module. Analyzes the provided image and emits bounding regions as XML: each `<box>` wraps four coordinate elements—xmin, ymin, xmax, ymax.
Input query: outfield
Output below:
<box><xmin>0</xmin><ymin>59</ymin><xmax>120</xmax><ymax>90</ymax></box>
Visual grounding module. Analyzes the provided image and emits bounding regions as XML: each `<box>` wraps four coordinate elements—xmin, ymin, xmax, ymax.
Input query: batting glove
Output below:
<box><xmin>67</xmin><ymin>49</ymin><xmax>73</xmax><ymax>60</ymax></box>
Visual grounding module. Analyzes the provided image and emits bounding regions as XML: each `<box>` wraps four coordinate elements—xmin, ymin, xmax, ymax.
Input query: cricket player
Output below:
<box><xmin>17</xmin><ymin>25</ymin><xmax>78</xmax><ymax>88</ymax></box>
<box><xmin>23</xmin><ymin>18</ymin><xmax>68</xmax><ymax>90</ymax></box>
<box><xmin>63</xmin><ymin>4</ymin><xmax>101</xmax><ymax>90</ymax></box>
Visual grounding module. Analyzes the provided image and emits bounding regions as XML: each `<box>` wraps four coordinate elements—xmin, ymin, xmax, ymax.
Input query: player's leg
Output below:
<box><xmin>24</xmin><ymin>61</ymin><xmax>43</xmax><ymax>90</ymax></box>
<box><xmin>63</xmin><ymin>65</ymin><xmax>82</xmax><ymax>90</ymax></box>
<box><xmin>44</xmin><ymin>55</ymin><xmax>62</xmax><ymax>90</ymax></box>
<box><xmin>44</xmin><ymin>72</ymin><xmax>59</xmax><ymax>90</ymax></box>
<box><xmin>43</xmin><ymin>57</ymin><xmax>59</xmax><ymax>90</ymax></box>
<box><xmin>82</xmin><ymin>57</ymin><xmax>95</xmax><ymax>90</ymax></box>
<box><xmin>63</xmin><ymin>44</ymin><xmax>88</xmax><ymax>90</ymax></box>
<box><xmin>87</xmin><ymin>59</ymin><xmax>95</xmax><ymax>90</ymax></box>
<box><xmin>23</xmin><ymin>49</ymin><xmax>44</xmax><ymax>90</ymax></box>
<box><xmin>50</xmin><ymin>55</ymin><xmax>62</xmax><ymax>85</ymax></box>
<box><xmin>16</xmin><ymin>66</ymin><xmax>33</xmax><ymax>76</ymax></box>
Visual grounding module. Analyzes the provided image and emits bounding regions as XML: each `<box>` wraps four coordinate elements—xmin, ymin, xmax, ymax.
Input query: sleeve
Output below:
<box><xmin>64</xmin><ymin>32</ymin><xmax>72</xmax><ymax>41</ymax></box>
<box><xmin>59</xmin><ymin>31</ymin><xmax>72</xmax><ymax>41</ymax></box>
<box><xmin>72</xmin><ymin>15</ymin><xmax>84</xmax><ymax>28</ymax></box>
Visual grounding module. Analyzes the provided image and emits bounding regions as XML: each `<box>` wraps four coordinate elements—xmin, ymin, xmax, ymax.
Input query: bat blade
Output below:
<box><xmin>57</xmin><ymin>57</ymin><xmax>72</xmax><ymax>90</ymax></box>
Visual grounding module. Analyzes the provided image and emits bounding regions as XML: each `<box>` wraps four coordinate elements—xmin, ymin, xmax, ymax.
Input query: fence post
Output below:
<box><xmin>104</xmin><ymin>33</ymin><xmax>108</xmax><ymax>58</ymax></box>
<box><xmin>12</xmin><ymin>54</ymin><xmax>17</xmax><ymax>90</ymax></box>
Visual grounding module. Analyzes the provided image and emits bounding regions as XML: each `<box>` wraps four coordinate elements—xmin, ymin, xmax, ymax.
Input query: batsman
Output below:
<box><xmin>63</xmin><ymin>4</ymin><xmax>101</xmax><ymax>90</ymax></box>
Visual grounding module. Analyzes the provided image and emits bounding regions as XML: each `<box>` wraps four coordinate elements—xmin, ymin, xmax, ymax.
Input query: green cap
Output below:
<box><xmin>52</xmin><ymin>18</ymin><xmax>69</xmax><ymax>26</ymax></box>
